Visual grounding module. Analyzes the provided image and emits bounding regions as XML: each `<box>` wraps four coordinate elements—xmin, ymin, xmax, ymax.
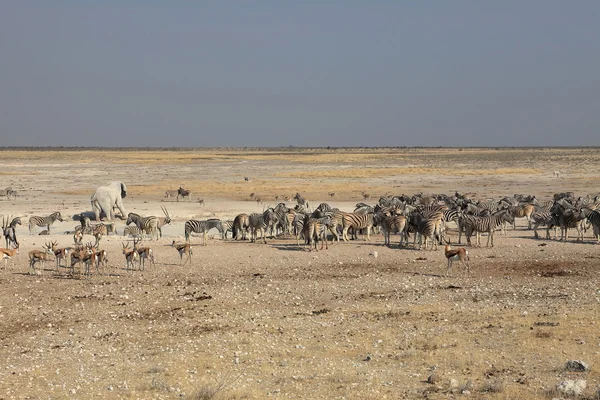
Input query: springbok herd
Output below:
<box><xmin>1</xmin><ymin>189</ymin><xmax>599</xmax><ymax>278</ymax></box>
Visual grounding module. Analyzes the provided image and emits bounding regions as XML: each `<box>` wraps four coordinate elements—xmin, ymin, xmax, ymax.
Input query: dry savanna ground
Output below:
<box><xmin>0</xmin><ymin>147</ymin><xmax>599</xmax><ymax>399</ymax></box>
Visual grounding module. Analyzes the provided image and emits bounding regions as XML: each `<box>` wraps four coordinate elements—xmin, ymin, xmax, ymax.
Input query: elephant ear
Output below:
<box><xmin>121</xmin><ymin>183</ymin><xmax>127</xmax><ymax>199</ymax></box>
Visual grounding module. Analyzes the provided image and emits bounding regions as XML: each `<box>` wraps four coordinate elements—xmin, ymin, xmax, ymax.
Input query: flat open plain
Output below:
<box><xmin>0</xmin><ymin>147</ymin><xmax>599</xmax><ymax>399</ymax></box>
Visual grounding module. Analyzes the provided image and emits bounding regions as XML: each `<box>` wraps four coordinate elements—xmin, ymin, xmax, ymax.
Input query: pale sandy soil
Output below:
<box><xmin>0</xmin><ymin>148</ymin><xmax>599</xmax><ymax>399</ymax></box>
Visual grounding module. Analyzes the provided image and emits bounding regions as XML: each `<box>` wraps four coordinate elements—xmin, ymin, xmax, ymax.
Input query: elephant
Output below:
<box><xmin>91</xmin><ymin>181</ymin><xmax>127</xmax><ymax>221</ymax></box>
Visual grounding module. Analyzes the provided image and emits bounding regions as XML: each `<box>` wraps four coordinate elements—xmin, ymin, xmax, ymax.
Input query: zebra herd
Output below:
<box><xmin>2</xmin><ymin>189</ymin><xmax>599</xmax><ymax>277</ymax></box>
<box><xmin>207</xmin><ymin>191</ymin><xmax>600</xmax><ymax>250</ymax></box>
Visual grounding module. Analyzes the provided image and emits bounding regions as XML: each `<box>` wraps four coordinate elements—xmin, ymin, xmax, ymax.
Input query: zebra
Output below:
<box><xmin>580</xmin><ymin>208</ymin><xmax>600</xmax><ymax>242</ymax></box>
<box><xmin>29</xmin><ymin>212</ymin><xmax>63</xmax><ymax>235</ymax></box>
<box><xmin>177</xmin><ymin>187</ymin><xmax>191</xmax><ymax>202</ymax></box>
<box><xmin>221</xmin><ymin>220</ymin><xmax>234</xmax><ymax>239</ymax></box>
<box><xmin>532</xmin><ymin>211</ymin><xmax>560</xmax><ymax>240</ymax></box>
<box><xmin>374</xmin><ymin>212</ymin><xmax>408</xmax><ymax>247</ymax></box>
<box><xmin>273</xmin><ymin>203</ymin><xmax>292</xmax><ymax>236</ymax></box>
<box><xmin>232</xmin><ymin>214</ymin><xmax>250</xmax><ymax>241</ymax></box>
<box><xmin>165</xmin><ymin>189</ymin><xmax>179</xmax><ymax>200</ymax></box>
<box><xmin>506</xmin><ymin>204</ymin><xmax>536</xmax><ymax>230</ymax></box>
<box><xmin>126</xmin><ymin>213</ymin><xmax>160</xmax><ymax>240</ymax></box>
<box><xmin>414</xmin><ymin>216</ymin><xmax>440</xmax><ymax>251</ymax></box>
<box><xmin>553</xmin><ymin>206</ymin><xmax>585</xmax><ymax>241</ymax></box>
<box><xmin>248</xmin><ymin>208</ymin><xmax>276</xmax><ymax>243</ymax></box>
<box><xmin>293</xmin><ymin>193</ymin><xmax>309</xmax><ymax>210</ymax></box>
<box><xmin>3</xmin><ymin>216</ymin><xmax>21</xmax><ymax>249</ymax></box>
<box><xmin>184</xmin><ymin>219</ymin><xmax>223</xmax><ymax>245</ymax></box>
<box><xmin>462</xmin><ymin>209</ymin><xmax>514</xmax><ymax>247</ymax></box>
<box><xmin>341</xmin><ymin>212</ymin><xmax>374</xmax><ymax>242</ymax></box>
<box><xmin>123</xmin><ymin>226</ymin><xmax>143</xmax><ymax>237</ymax></box>
<box><xmin>306</xmin><ymin>216</ymin><xmax>334</xmax><ymax>251</ymax></box>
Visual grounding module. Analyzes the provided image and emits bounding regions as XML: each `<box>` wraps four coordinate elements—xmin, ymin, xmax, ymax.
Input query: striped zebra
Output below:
<box><xmin>273</xmin><ymin>203</ymin><xmax>292</xmax><ymax>236</ymax></box>
<box><xmin>341</xmin><ymin>212</ymin><xmax>374</xmax><ymax>242</ymax></box>
<box><xmin>126</xmin><ymin>213</ymin><xmax>160</xmax><ymax>240</ymax></box>
<box><xmin>184</xmin><ymin>219</ymin><xmax>224</xmax><ymax>245</ymax></box>
<box><xmin>462</xmin><ymin>209</ymin><xmax>514</xmax><ymax>247</ymax></box>
<box><xmin>306</xmin><ymin>216</ymin><xmax>334</xmax><ymax>251</ymax></box>
<box><xmin>506</xmin><ymin>204</ymin><xmax>536</xmax><ymax>230</ymax></box>
<box><xmin>123</xmin><ymin>225</ymin><xmax>142</xmax><ymax>237</ymax></box>
<box><xmin>165</xmin><ymin>189</ymin><xmax>179</xmax><ymax>200</ymax></box>
<box><xmin>409</xmin><ymin>213</ymin><xmax>439</xmax><ymax>250</ymax></box>
<box><xmin>293</xmin><ymin>193</ymin><xmax>309</xmax><ymax>210</ymax></box>
<box><xmin>177</xmin><ymin>187</ymin><xmax>191</xmax><ymax>202</ymax></box>
<box><xmin>221</xmin><ymin>220</ymin><xmax>234</xmax><ymax>239</ymax></box>
<box><xmin>232</xmin><ymin>214</ymin><xmax>250</xmax><ymax>240</ymax></box>
<box><xmin>580</xmin><ymin>208</ymin><xmax>600</xmax><ymax>242</ymax></box>
<box><xmin>374</xmin><ymin>212</ymin><xmax>407</xmax><ymax>247</ymax></box>
<box><xmin>532</xmin><ymin>212</ymin><xmax>560</xmax><ymax>240</ymax></box>
<box><xmin>248</xmin><ymin>208</ymin><xmax>276</xmax><ymax>243</ymax></box>
<box><xmin>554</xmin><ymin>207</ymin><xmax>585</xmax><ymax>241</ymax></box>
<box><xmin>29</xmin><ymin>212</ymin><xmax>63</xmax><ymax>235</ymax></box>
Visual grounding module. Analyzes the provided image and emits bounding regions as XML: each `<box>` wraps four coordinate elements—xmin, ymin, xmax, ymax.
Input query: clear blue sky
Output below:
<box><xmin>1</xmin><ymin>1</ymin><xmax>599</xmax><ymax>147</ymax></box>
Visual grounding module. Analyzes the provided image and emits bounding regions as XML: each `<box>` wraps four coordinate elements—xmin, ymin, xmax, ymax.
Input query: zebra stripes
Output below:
<box><xmin>126</xmin><ymin>213</ymin><xmax>160</xmax><ymax>240</ymax></box>
<box><xmin>232</xmin><ymin>214</ymin><xmax>250</xmax><ymax>240</ymax></box>
<box><xmin>184</xmin><ymin>219</ymin><xmax>224</xmax><ymax>245</ymax></box>
<box><xmin>462</xmin><ymin>210</ymin><xmax>514</xmax><ymax>247</ymax></box>
<box><xmin>248</xmin><ymin>209</ymin><xmax>276</xmax><ymax>243</ymax></box>
<box><xmin>374</xmin><ymin>213</ymin><xmax>407</xmax><ymax>246</ymax></box>
<box><xmin>29</xmin><ymin>212</ymin><xmax>63</xmax><ymax>235</ymax></box>
<box><xmin>341</xmin><ymin>212</ymin><xmax>374</xmax><ymax>242</ymax></box>
<box><xmin>580</xmin><ymin>208</ymin><xmax>600</xmax><ymax>242</ymax></box>
<box><xmin>305</xmin><ymin>216</ymin><xmax>334</xmax><ymax>251</ymax></box>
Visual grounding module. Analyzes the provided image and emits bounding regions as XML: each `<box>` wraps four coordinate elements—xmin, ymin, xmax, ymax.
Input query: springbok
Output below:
<box><xmin>0</xmin><ymin>247</ymin><xmax>19</xmax><ymax>269</ymax></box>
<box><xmin>444</xmin><ymin>240</ymin><xmax>470</xmax><ymax>277</ymax></box>
<box><xmin>29</xmin><ymin>242</ymin><xmax>54</xmax><ymax>275</ymax></box>
<box><xmin>171</xmin><ymin>240</ymin><xmax>192</xmax><ymax>265</ymax></box>
<box><xmin>122</xmin><ymin>240</ymin><xmax>140</xmax><ymax>272</ymax></box>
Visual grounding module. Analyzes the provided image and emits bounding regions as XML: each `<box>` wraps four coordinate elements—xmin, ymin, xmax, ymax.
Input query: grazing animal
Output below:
<box><xmin>306</xmin><ymin>216</ymin><xmax>334</xmax><ymax>251</ymax></box>
<box><xmin>177</xmin><ymin>187</ymin><xmax>191</xmax><ymax>202</ymax></box>
<box><xmin>462</xmin><ymin>209</ymin><xmax>514</xmax><ymax>247</ymax></box>
<box><xmin>184</xmin><ymin>219</ymin><xmax>224</xmax><ymax>245</ymax></box>
<box><xmin>444</xmin><ymin>240</ymin><xmax>470</xmax><ymax>277</ymax></box>
<box><xmin>73</xmin><ymin>230</ymin><xmax>83</xmax><ymax>245</ymax></box>
<box><xmin>69</xmin><ymin>244</ymin><xmax>88</xmax><ymax>275</ymax></box>
<box><xmin>123</xmin><ymin>226</ymin><xmax>142</xmax><ymax>237</ymax></box>
<box><xmin>81</xmin><ymin>242</ymin><xmax>98</xmax><ymax>277</ymax></box>
<box><xmin>553</xmin><ymin>170</ymin><xmax>560</xmax><ymax>178</ymax></box>
<box><xmin>293</xmin><ymin>193</ymin><xmax>309</xmax><ymax>209</ymax></box>
<box><xmin>197</xmin><ymin>198</ymin><xmax>205</xmax><ymax>206</ymax></box>
<box><xmin>0</xmin><ymin>247</ymin><xmax>19</xmax><ymax>269</ymax></box>
<box><xmin>172</xmin><ymin>240</ymin><xmax>192</xmax><ymax>265</ymax></box>
<box><xmin>29</xmin><ymin>212</ymin><xmax>63</xmax><ymax>235</ymax></box>
<box><xmin>49</xmin><ymin>240</ymin><xmax>71</xmax><ymax>271</ymax></box>
<box><xmin>126</xmin><ymin>213</ymin><xmax>160</xmax><ymax>240</ymax></box>
<box><xmin>122</xmin><ymin>241</ymin><xmax>140</xmax><ymax>272</ymax></box>
<box><xmin>165</xmin><ymin>189</ymin><xmax>179</xmax><ymax>200</ymax></box>
<box><xmin>248</xmin><ymin>209</ymin><xmax>276</xmax><ymax>243</ymax></box>
<box><xmin>3</xmin><ymin>216</ymin><xmax>21</xmax><ymax>249</ymax></box>
<box><xmin>28</xmin><ymin>242</ymin><xmax>54</xmax><ymax>275</ymax></box>
<box><xmin>361</xmin><ymin>191</ymin><xmax>371</xmax><ymax>200</ymax></box>
<box><xmin>341</xmin><ymin>212</ymin><xmax>374</xmax><ymax>242</ymax></box>
<box><xmin>91</xmin><ymin>181</ymin><xmax>127</xmax><ymax>221</ymax></box>
<box><xmin>134</xmin><ymin>240</ymin><xmax>155</xmax><ymax>270</ymax></box>
<box><xmin>329</xmin><ymin>192</ymin><xmax>335</xmax><ymax>199</ymax></box>
<box><xmin>232</xmin><ymin>214</ymin><xmax>250</xmax><ymax>241</ymax></box>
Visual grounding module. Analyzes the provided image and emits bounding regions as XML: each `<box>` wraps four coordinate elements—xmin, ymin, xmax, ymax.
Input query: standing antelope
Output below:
<box><xmin>49</xmin><ymin>240</ymin><xmax>71</xmax><ymax>271</ymax></box>
<box><xmin>28</xmin><ymin>212</ymin><xmax>63</xmax><ymax>235</ymax></box>
<box><xmin>3</xmin><ymin>216</ymin><xmax>21</xmax><ymax>249</ymax></box>
<box><xmin>122</xmin><ymin>241</ymin><xmax>140</xmax><ymax>272</ymax></box>
<box><xmin>69</xmin><ymin>244</ymin><xmax>87</xmax><ymax>275</ymax></box>
<box><xmin>29</xmin><ymin>242</ymin><xmax>54</xmax><ymax>275</ymax></box>
<box><xmin>157</xmin><ymin>206</ymin><xmax>172</xmax><ymax>237</ymax></box>
<box><xmin>134</xmin><ymin>239</ymin><xmax>155</xmax><ymax>270</ymax></box>
<box><xmin>0</xmin><ymin>247</ymin><xmax>19</xmax><ymax>269</ymax></box>
<box><xmin>171</xmin><ymin>240</ymin><xmax>192</xmax><ymax>265</ymax></box>
<box><xmin>444</xmin><ymin>240</ymin><xmax>470</xmax><ymax>277</ymax></box>
<box><xmin>82</xmin><ymin>242</ymin><xmax>98</xmax><ymax>277</ymax></box>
